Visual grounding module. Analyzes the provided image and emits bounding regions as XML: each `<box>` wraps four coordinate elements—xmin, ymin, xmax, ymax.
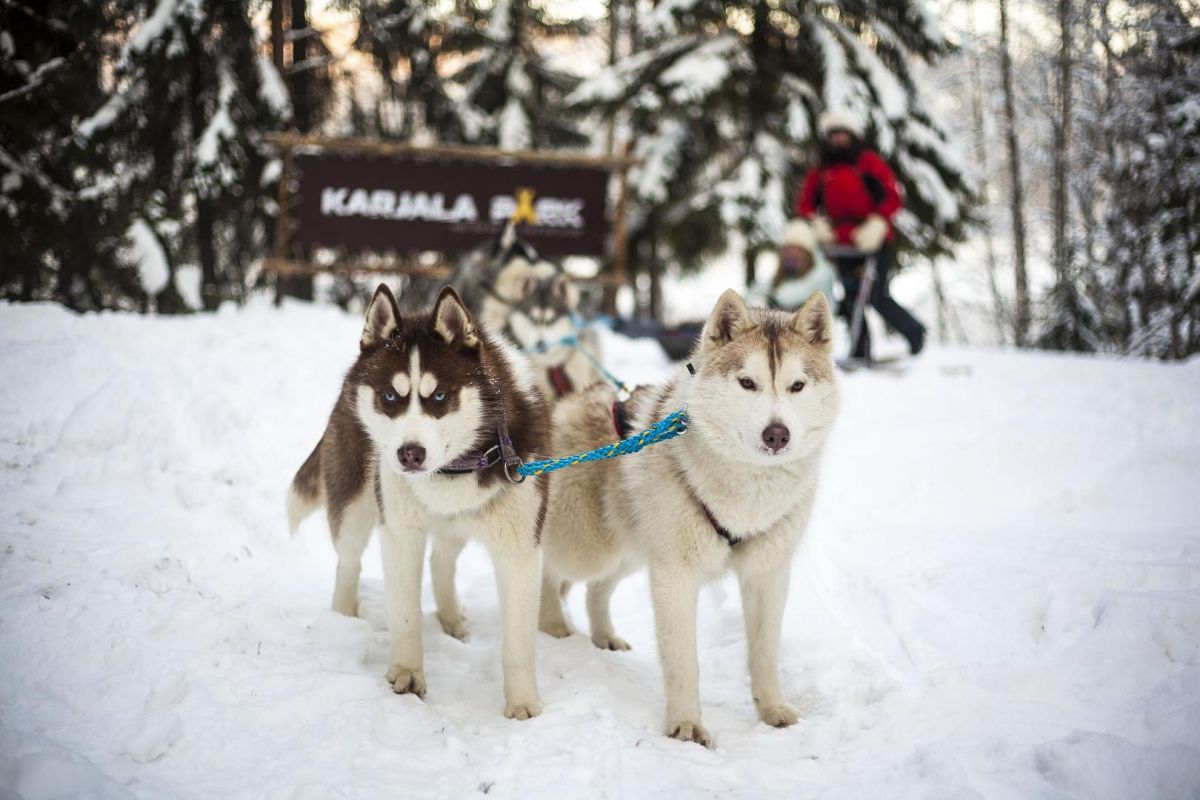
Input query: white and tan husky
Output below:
<box><xmin>539</xmin><ymin>289</ymin><xmax>840</xmax><ymax>745</ymax></box>
<box><xmin>288</xmin><ymin>285</ymin><xmax>549</xmax><ymax>719</ymax></box>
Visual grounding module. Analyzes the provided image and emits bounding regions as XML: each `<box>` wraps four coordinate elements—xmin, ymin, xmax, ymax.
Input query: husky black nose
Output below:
<box><xmin>398</xmin><ymin>443</ymin><xmax>426</xmax><ymax>470</ymax></box>
<box><xmin>761</xmin><ymin>423</ymin><xmax>790</xmax><ymax>453</ymax></box>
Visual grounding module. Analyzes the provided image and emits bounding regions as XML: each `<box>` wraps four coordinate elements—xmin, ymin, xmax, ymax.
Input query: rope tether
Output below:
<box><xmin>515</xmin><ymin>408</ymin><xmax>688</xmax><ymax>478</ymax></box>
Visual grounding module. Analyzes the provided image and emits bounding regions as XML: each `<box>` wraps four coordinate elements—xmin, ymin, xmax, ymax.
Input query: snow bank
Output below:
<box><xmin>1</xmin><ymin>301</ymin><xmax>1198</xmax><ymax>798</ymax></box>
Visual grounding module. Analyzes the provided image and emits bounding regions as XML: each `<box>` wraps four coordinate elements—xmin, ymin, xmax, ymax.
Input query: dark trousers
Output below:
<box><xmin>835</xmin><ymin>247</ymin><xmax>925</xmax><ymax>359</ymax></box>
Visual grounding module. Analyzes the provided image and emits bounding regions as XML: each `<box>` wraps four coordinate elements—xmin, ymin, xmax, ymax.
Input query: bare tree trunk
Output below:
<box><xmin>999</xmin><ymin>0</ymin><xmax>1031</xmax><ymax>345</ymax></box>
<box><xmin>930</xmin><ymin>260</ymin><xmax>949</xmax><ymax>342</ymax></box>
<box><xmin>1098</xmin><ymin>0</ymin><xmax>1133</xmax><ymax>343</ymax></box>
<box><xmin>968</xmin><ymin>23</ymin><xmax>1007</xmax><ymax>344</ymax></box>
<box><xmin>601</xmin><ymin>0</ymin><xmax>621</xmax><ymax>315</ymax></box>
<box><xmin>277</xmin><ymin>0</ymin><xmax>314</xmax><ymax>303</ymax></box>
<box><xmin>187</xmin><ymin>28</ymin><xmax>219</xmax><ymax>311</ymax></box>
<box><xmin>604</xmin><ymin>0</ymin><xmax>619</xmax><ymax>156</ymax></box>
<box><xmin>1052</xmin><ymin>0</ymin><xmax>1072</xmax><ymax>289</ymax></box>
<box><xmin>931</xmin><ymin>259</ymin><xmax>969</xmax><ymax>345</ymax></box>
<box><xmin>271</xmin><ymin>0</ymin><xmax>284</xmax><ymax>73</ymax></box>
<box><xmin>648</xmin><ymin>231</ymin><xmax>662</xmax><ymax>321</ymax></box>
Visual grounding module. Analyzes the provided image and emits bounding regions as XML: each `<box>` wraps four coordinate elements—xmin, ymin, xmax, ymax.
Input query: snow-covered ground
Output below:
<box><xmin>2</xmin><ymin>300</ymin><xmax>1199</xmax><ymax>799</ymax></box>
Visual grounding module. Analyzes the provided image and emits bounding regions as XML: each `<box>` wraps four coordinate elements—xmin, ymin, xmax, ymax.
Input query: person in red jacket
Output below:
<box><xmin>785</xmin><ymin>109</ymin><xmax>925</xmax><ymax>359</ymax></box>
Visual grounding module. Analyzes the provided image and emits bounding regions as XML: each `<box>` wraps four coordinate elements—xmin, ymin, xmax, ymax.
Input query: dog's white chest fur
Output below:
<box><xmin>384</xmin><ymin>470</ymin><xmax>504</xmax><ymax>521</ymax></box>
<box><xmin>675</xmin><ymin>441</ymin><xmax>816</xmax><ymax>539</ymax></box>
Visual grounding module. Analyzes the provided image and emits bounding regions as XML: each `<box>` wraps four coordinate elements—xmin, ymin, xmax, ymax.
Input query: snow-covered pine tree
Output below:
<box><xmin>350</xmin><ymin>0</ymin><xmax>488</xmax><ymax>142</ymax></box>
<box><xmin>2</xmin><ymin>1</ymin><xmax>290</xmax><ymax>311</ymax></box>
<box><xmin>350</xmin><ymin>0</ymin><xmax>587</xmax><ymax>148</ymax></box>
<box><xmin>83</xmin><ymin>0</ymin><xmax>290</xmax><ymax>311</ymax></box>
<box><xmin>1035</xmin><ymin>0</ymin><xmax>1105</xmax><ymax>354</ymax></box>
<box><xmin>568</xmin><ymin>0</ymin><xmax>973</xmax><ymax>279</ymax></box>
<box><xmin>446</xmin><ymin>0</ymin><xmax>589</xmax><ymax>149</ymax></box>
<box><xmin>0</xmin><ymin>2</ymin><xmax>141</xmax><ymax>308</ymax></box>
<box><xmin>1103</xmin><ymin>3</ymin><xmax>1199</xmax><ymax>359</ymax></box>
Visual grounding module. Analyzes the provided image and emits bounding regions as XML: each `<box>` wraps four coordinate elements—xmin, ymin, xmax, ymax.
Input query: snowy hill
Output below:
<box><xmin>1</xmin><ymin>301</ymin><xmax>1198</xmax><ymax>799</ymax></box>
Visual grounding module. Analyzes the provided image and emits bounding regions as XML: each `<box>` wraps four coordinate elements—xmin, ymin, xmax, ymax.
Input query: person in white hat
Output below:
<box><xmin>781</xmin><ymin>109</ymin><xmax>925</xmax><ymax>359</ymax></box>
<box><xmin>754</xmin><ymin>194</ymin><xmax>837</xmax><ymax>312</ymax></box>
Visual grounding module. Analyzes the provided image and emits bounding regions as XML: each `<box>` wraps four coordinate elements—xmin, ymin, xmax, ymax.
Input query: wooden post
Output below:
<box><xmin>271</xmin><ymin>0</ymin><xmax>284</xmax><ymax>73</ymax></box>
<box><xmin>604</xmin><ymin>0</ymin><xmax>619</xmax><ymax>157</ymax></box>
<box><xmin>607</xmin><ymin>141</ymin><xmax>633</xmax><ymax>315</ymax></box>
<box><xmin>272</xmin><ymin>147</ymin><xmax>293</xmax><ymax>306</ymax></box>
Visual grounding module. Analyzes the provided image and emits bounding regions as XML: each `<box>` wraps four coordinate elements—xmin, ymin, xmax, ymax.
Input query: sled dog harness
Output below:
<box><xmin>439</xmin><ymin>402</ymin><xmax>688</xmax><ymax>484</ymax></box>
<box><xmin>524</xmin><ymin>323</ymin><xmax>633</xmax><ymax>398</ymax></box>
<box><xmin>437</xmin><ymin>363</ymin><xmax>736</xmax><ymax>546</ymax></box>
<box><xmin>547</xmin><ymin>365</ymin><xmax>573</xmax><ymax>399</ymax></box>
<box><xmin>612</xmin><ymin>392</ymin><xmax>740</xmax><ymax>548</ymax></box>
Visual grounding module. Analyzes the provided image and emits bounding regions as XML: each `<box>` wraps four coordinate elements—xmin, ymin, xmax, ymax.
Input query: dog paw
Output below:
<box><xmin>504</xmin><ymin>700</ymin><xmax>543</xmax><ymax>721</ymax></box>
<box><xmin>385</xmin><ymin>665</ymin><xmax>426</xmax><ymax>698</ymax></box>
<box><xmin>666</xmin><ymin>721</ymin><xmax>711</xmax><ymax>748</ymax></box>
<box><xmin>539</xmin><ymin>620</ymin><xmax>572</xmax><ymax>639</ymax></box>
<box><xmin>591</xmin><ymin>634</ymin><xmax>631</xmax><ymax>651</ymax></box>
<box><xmin>758</xmin><ymin>702</ymin><xmax>800</xmax><ymax>728</ymax></box>
<box><xmin>438</xmin><ymin>613</ymin><xmax>469</xmax><ymax>641</ymax></box>
<box><xmin>331</xmin><ymin>597</ymin><xmax>359</xmax><ymax>617</ymax></box>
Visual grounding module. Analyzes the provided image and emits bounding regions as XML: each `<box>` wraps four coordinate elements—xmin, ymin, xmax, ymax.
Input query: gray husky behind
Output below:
<box><xmin>451</xmin><ymin>224</ymin><xmax>603</xmax><ymax>400</ymax></box>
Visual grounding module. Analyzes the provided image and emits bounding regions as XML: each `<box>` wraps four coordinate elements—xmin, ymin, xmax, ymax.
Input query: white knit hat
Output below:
<box><xmin>782</xmin><ymin>219</ymin><xmax>817</xmax><ymax>251</ymax></box>
<box><xmin>817</xmin><ymin>109</ymin><xmax>865</xmax><ymax>138</ymax></box>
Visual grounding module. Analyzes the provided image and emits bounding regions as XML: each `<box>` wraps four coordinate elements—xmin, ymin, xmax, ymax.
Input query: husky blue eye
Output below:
<box><xmin>433</xmin><ymin>391</ymin><xmax>446</xmax><ymax>402</ymax></box>
<box><xmin>381</xmin><ymin>390</ymin><xmax>398</xmax><ymax>403</ymax></box>
<box><xmin>738</xmin><ymin>377</ymin><xmax>757</xmax><ymax>391</ymax></box>
<box><xmin>790</xmin><ymin>380</ymin><xmax>806</xmax><ymax>393</ymax></box>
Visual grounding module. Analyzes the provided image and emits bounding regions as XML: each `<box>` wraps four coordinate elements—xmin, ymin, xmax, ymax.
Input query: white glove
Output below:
<box><xmin>812</xmin><ymin>215</ymin><xmax>835</xmax><ymax>244</ymax></box>
<box><xmin>851</xmin><ymin>214</ymin><xmax>889</xmax><ymax>253</ymax></box>
<box><xmin>782</xmin><ymin>219</ymin><xmax>817</xmax><ymax>251</ymax></box>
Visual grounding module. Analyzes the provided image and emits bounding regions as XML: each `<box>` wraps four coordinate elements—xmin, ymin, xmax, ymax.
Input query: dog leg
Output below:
<box><xmin>586</xmin><ymin>570</ymin><xmax>631</xmax><ymax>651</ymax></box>
<box><xmin>486</xmin><ymin>534</ymin><xmax>543</xmax><ymax>720</ymax></box>
<box><xmin>379</xmin><ymin>523</ymin><xmax>428</xmax><ymax>698</ymax></box>
<box><xmin>538</xmin><ymin>565</ymin><xmax>572</xmax><ymax>638</ymax></box>
<box><xmin>430</xmin><ymin>533</ymin><xmax>469</xmax><ymax>641</ymax></box>
<box><xmin>738</xmin><ymin>562</ymin><xmax>798</xmax><ymax>728</ymax></box>
<box><xmin>330</xmin><ymin>492</ymin><xmax>375</xmax><ymax>617</ymax></box>
<box><xmin>649</xmin><ymin>561</ymin><xmax>709</xmax><ymax>746</ymax></box>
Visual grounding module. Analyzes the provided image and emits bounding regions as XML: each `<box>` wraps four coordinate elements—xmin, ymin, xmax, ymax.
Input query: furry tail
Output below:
<box><xmin>287</xmin><ymin>439</ymin><xmax>324</xmax><ymax>535</ymax></box>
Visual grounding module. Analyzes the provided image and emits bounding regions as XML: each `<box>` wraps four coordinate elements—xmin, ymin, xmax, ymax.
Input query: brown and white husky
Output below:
<box><xmin>287</xmin><ymin>284</ymin><xmax>549</xmax><ymax>719</ymax></box>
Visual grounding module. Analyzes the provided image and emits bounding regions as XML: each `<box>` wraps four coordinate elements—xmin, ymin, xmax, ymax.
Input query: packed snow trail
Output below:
<box><xmin>1</xmin><ymin>301</ymin><xmax>1198</xmax><ymax>799</ymax></box>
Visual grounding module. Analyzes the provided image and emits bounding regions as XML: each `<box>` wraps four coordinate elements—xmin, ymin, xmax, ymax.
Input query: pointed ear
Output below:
<box><xmin>361</xmin><ymin>284</ymin><xmax>400</xmax><ymax>350</ymax></box>
<box><xmin>494</xmin><ymin>219</ymin><xmax>517</xmax><ymax>256</ymax></box>
<box><xmin>432</xmin><ymin>285</ymin><xmax>479</xmax><ymax>348</ymax></box>
<box><xmin>793</xmin><ymin>291</ymin><xmax>833</xmax><ymax>350</ymax></box>
<box><xmin>514</xmin><ymin>239</ymin><xmax>539</xmax><ymax>262</ymax></box>
<box><xmin>702</xmin><ymin>289</ymin><xmax>754</xmax><ymax>351</ymax></box>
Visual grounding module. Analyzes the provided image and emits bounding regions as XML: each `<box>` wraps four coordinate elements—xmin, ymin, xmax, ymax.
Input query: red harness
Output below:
<box><xmin>547</xmin><ymin>366</ymin><xmax>573</xmax><ymax>399</ymax></box>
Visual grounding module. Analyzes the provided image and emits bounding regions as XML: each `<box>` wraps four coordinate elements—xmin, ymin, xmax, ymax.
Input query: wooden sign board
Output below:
<box><xmin>294</xmin><ymin>151</ymin><xmax>611</xmax><ymax>257</ymax></box>
<box><xmin>263</xmin><ymin>135</ymin><xmax>636</xmax><ymax>281</ymax></box>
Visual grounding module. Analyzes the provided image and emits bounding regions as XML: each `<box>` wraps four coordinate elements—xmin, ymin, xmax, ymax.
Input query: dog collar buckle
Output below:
<box><xmin>497</xmin><ymin>429</ymin><xmax>526</xmax><ymax>484</ymax></box>
<box><xmin>477</xmin><ymin>445</ymin><xmax>502</xmax><ymax>470</ymax></box>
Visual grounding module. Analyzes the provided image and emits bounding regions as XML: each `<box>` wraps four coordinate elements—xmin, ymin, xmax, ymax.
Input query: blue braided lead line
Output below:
<box><xmin>516</xmin><ymin>409</ymin><xmax>688</xmax><ymax>478</ymax></box>
<box><xmin>521</xmin><ymin>319</ymin><xmax>631</xmax><ymax>396</ymax></box>
<box><xmin>523</xmin><ymin>335</ymin><xmax>579</xmax><ymax>354</ymax></box>
<box><xmin>573</xmin><ymin>343</ymin><xmax>632</xmax><ymax>396</ymax></box>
